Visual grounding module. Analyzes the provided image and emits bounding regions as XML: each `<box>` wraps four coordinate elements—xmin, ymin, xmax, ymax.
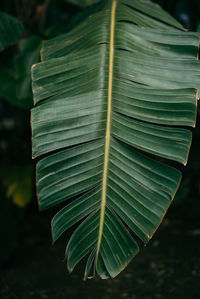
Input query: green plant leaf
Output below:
<box><xmin>31</xmin><ymin>0</ymin><xmax>200</xmax><ymax>279</ymax></box>
<box><xmin>14</xmin><ymin>35</ymin><xmax>41</xmax><ymax>108</ymax></box>
<box><xmin>0</xmin><ymin>165</ymin><xmax>33</xmax><ymax>208</ymax></box>
<box><xmin>0</xmin><ymin>11</ymin><xmax>24</xmax><ymax>51</ymax></box>
<box><xmin>0</xmin><ymin>36</ymin><xmax>41</xmax><ymax>109</ymax></box>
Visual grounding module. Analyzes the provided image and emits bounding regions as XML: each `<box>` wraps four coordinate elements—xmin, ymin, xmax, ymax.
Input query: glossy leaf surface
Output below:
<box><xmin>31</xmin><ymin>0</ymin><xmax>200</xmax><ymax>279</ymax></box>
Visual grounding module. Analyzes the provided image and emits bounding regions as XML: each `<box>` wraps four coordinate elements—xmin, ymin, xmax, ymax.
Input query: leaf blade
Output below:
<box><xmin>31</xmin><ymin>0</ymin><xmax>199</xmax><ymax>279</ymax></box>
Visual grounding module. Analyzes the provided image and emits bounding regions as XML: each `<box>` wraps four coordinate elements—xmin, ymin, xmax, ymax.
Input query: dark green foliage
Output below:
<box><xmin>31</xmin><ymin>0</ymin><xmax>200</xmax><ymax>279</ymax></box>
<box><xmin>0</xmin><ymin>11</ymin><xmax>24</xmax><ymax>51</ymax></box>
<box><xmin>0</xmin><ymin>0</ymin><xmax>200</xmax><ymax>283</ymax></box>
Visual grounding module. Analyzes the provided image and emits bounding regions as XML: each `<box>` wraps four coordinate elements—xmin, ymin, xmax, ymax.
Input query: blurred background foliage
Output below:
<box><xmin>0</xmin><ymin>0</ymin><xmax>200</xmax><ymax>269</ymax></box>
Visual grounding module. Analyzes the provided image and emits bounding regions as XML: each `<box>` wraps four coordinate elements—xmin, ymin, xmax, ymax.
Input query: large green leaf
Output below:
<box><xmin>31</xmin><ymin>0</ymin><xmax>200</xmax><ymax>279</ymax></box>
<box><xmin>0</xmin><ymin>11</ymin><xmax>24</xmax><ymax>51</ymax></box>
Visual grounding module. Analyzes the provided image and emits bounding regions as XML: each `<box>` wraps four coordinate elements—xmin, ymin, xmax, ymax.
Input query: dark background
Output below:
<box><xmin>0</xmin><ymin>1</ymin><xmax>200</xmax><ymax>298</ymax></box>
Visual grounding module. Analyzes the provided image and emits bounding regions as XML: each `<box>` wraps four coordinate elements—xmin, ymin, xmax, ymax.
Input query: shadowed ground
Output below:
<box><xmin>0</xmin><ymin>199</ymin><xmax>200</xmax><ymax>299</ymax></box>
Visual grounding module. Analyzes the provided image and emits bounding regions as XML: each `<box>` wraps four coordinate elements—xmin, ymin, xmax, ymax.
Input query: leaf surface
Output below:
<box><xmin>31</xmin><ymin>0</ymin><xmax>200</xmax><ymax>279</ymax></box>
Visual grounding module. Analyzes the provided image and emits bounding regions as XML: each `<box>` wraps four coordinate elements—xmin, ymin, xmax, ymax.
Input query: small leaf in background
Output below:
<box><xmin>0</xmin><ymin>68</ymin><xmax>18</xmax><ymax>106</ymax></box>
<box><xmin>14</xmin><ymin>35</ymin><xmax>41</xmax><ymax>108</ymax></box>
<box><xmin>0</xmin><ymin>11</ymin><xmax>24</xmax><ymax>51</ymax></box>
<box><xmin>0</xmin><ymin>165</ymin><xmax>33</xmax><ymax>208</ymax></box>
<box><xmin>0</xmin><ymin>36</ymin><xmax>41</xmax><ymax>109</ymax></box>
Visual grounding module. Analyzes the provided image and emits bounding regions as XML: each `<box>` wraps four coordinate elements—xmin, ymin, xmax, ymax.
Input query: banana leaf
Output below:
<box><xmin>31</xmin><ymin>0</ymin><xmax>200</xmax><ymax>279</ymax></box>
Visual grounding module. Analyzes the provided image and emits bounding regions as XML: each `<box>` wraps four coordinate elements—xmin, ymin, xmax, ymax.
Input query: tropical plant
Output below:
<box><xmin>31</xmin><ymin>0</ymin><xmax>200</xmax><ymax>279</ymax></box>
<box><xmin>0</xmin><ymin>10</ymin><xmax>24</xmax><ymax>51</ymax></box>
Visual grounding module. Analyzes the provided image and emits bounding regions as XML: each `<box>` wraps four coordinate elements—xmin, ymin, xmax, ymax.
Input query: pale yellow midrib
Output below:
<box><xmin>96</xmin><ymin>0</ymin><xmax>117</xmax><ymax>256</ymax></box>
